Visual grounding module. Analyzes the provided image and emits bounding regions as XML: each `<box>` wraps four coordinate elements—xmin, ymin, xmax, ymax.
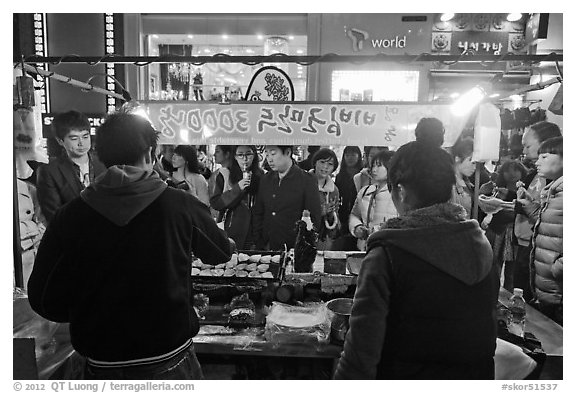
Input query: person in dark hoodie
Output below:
<box><xmin>334</xmin><ymin>140</ymin><xmax>498</xmax><ymax>380</ymax></box>
<box><xmin>28</xmin><ymin>113</ymin><xmax>234</xmax><ymax>380</ymax></box>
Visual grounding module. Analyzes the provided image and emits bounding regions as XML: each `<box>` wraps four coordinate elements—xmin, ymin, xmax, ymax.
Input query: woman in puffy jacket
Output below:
<box><xmin>349</xmin><ymin>150</ymin><xmax>397</xmax><ymax>251</ymax></box>
<box><xmin>524</xmin><ymin>136</ymin><xmax>563</xmax><ymax>325</ymax></box>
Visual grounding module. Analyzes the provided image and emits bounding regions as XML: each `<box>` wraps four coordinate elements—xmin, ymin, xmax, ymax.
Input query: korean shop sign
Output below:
<box><xmin>144</xmin><ymin>101</ymin><xmax>464</xmax><ymax>147</ymax></box>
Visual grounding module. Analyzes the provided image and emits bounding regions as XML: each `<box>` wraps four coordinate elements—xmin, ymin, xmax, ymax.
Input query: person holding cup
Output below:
<box><xmin>348</xmin><ymin>150</ymin><xmax>397</xmax><ymax>251</ymax></box>
<box><xmin>210</xmin><ymin>145</ymin><xmax>263</xmax><ymax>249</ymax></box>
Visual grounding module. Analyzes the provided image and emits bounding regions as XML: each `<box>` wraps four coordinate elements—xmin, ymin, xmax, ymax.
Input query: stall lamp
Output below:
<box><xmin>440</xmin><ymin>13</ymin><xmax>455</xmax><ymax>22</ymax></box>
<box><xmin>119</xmin><ymin>91</ymin><xmax>154</xmax><ymax>125</ymax></box>
<box><xmin>506</xmin><ymin>13</ymin><xmax>523</xmax><ymax>22</ymax></box>
<box><xmin>450</xmin><ymin>86</ymin><xmax>487</xmax><ymax>116</ymax></box>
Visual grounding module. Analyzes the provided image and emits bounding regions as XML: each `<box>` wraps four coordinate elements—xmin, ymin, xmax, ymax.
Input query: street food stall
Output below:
<box><xmin>13</xmin><ymin>34</ymin><xmax>563</xmax><ymax>379</ymax></box>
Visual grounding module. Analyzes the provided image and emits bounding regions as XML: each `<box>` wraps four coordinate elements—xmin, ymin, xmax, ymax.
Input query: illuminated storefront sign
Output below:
<box><xmin>144</xmin><ymin>102</ymin><xmax>465</xmax><ymax>146</ymax></box>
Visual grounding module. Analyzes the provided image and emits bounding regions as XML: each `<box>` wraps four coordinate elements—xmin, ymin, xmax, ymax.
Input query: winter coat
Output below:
<box><xmin>349</xmin><ymin>184</ymin><xmax>397</xmax><ymax>251</ymax></box>
<box><xmin>210</xmin><ymin>168</ymin><xmax>263</xmax><ymax>249</ymax></box>
<box><xmin>28</xmin><ymin>165</ymin><xmax>232</xmax><ymax>366</ymax></box>
<box><xmin>36</xmin><ymin>151</ymin><xmax>106</xmax><ymax>222</ymax></box>
<box><xmin>334</xmin><ymin>203</ymin><xmax>498</xmax><ymax>380</ymax></box>
<box><xmin>252</xmin><ymin>163</ymin><xmax>322</xmax><ymax>250</ymax></box>
<box><xmin>335</xmin><ymin>168</ymin><xmax>361</xmax><ymax>235</ymax></box>
<box><xmin>530</xmin><ymin>176</ymin><xmax>563</xmax><ymax>306</ymax></box>
<box><xmin>514</xmin><ymin>170</ymin><xmax>543</xmax><ymax>247</ymax></box>
<box><xmin>451</xmin><ymin>177</ymin><xmax>474</xmax><ymax>218</ymax></box>
<box><xmin>310</xmin><ymin>170</ymin><xmax>340</xmax><ymax>248</ymax></box>
<box><xmin>353</xmin><ymin>168</ymin><xmax>372</xmax><ymax>193</ymax></box>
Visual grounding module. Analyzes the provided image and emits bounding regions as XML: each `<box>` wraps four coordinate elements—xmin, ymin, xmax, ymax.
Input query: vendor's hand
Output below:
<box><xmin>238</xmin><ymin>177</ymin><xmax>251</xmax><ymax>190</ymax></box>
<box><xmin>354</xmin><ymin>225</ymin><xmax>370</xmax><ymax>240</ymax></box>
<box><xmin>228</xmin><ymin>237</ymin><xmax>237</xmax><ymax>253</ymax></box>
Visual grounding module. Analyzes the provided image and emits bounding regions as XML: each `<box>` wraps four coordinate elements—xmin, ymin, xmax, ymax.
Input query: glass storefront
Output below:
<box><xmin>146</xmin><ymin>33</ymin><xmax>307</xmax><ymax>101</ymax></box>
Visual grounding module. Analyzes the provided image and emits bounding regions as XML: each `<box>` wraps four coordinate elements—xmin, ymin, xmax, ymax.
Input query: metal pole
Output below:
<box><xmin>472</xmin><ymin>162</ymin><xmax>482</xmax><ymax>221</ymax></box>
<box><xmin>17</xmin><ymin>64</ymin><xmax>125</xmax><ymax>101</ymax></box>
<box><xmin>14</xmin><ymin>53</ymin><xmax>563</xmax><ymax>65</ymax></box>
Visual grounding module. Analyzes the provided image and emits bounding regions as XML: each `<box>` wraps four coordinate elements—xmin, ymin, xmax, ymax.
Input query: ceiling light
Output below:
<box><xmin>187</xmin><ymin>35</ymin><xmax>194</xmax><ymax>39</ymax></box>
<box><xmin>507</xmin><ymin>13</ymin><xmax>523</xmax><ymax>22</ymax></box>
<box><xmin>257</xmin><ymin>34</ymin><xmax>264</xmax><ymax>40</ymax></box>
<box><xmin>440</xmin><ymin>13</ymin><xmax>455</xmax><ymax>22</ymax></box>
<box><xmin>222</xmin><ymin>34</ymin><xmax>228</xmax><ymax>39</ymax></box>
<box><xmin>288</xmin><ymin>35</ymin><xmax>294</xmax><ymax>40</ymax></box>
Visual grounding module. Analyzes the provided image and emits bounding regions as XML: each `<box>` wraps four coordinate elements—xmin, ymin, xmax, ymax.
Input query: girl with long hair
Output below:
<box><xmin>210</xmin><ymin>145</ymin><xmax>264</xmax><ymax>249</ymax></box>
<box><xmin>171</xmin><ymin>145</ymin><xmax>210</xmax><ymax>206</ymax></box>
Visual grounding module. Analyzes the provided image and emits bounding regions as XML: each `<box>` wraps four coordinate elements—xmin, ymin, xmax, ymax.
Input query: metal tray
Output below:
<box><xmin>191</xmin><ymin>250</ymin><xmax>289</xmax><ymax>282</ymax></box>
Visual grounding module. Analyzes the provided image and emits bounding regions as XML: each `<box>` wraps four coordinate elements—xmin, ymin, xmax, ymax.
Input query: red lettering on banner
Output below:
<box><xmin>363</xmin><ymin>112</ymin><xmax>377</xmax><ymax>126</ymax></box>
<box><xmin>277</xmin><ymin>105</ymin><xmax>293</xmax><ymax>134</ymax></box>
<box><xmin>327</xmin><ymin>106</ymin><xmax>342</xmax><ymax>137</ymax></box>
<box><xmin>235</xmin><ymin>110</ymin><xmax>249</xmax><ymax>133</ymax></box>
<box><xmin>257</xmin><ymin>108</ymin><xmax>277</xmax><ymax>133</ymax></box>
<box><xmin>202</xmin><ymin>109</ymin><xmax>218</xmax><ymax>132</ymax></box>
<box><xmin>302</xmin><ymin>107</ymin><xmax>326</xmax><ymax>134</ymax></box>
<box><xmin>219</xmin><ymin>109</ymin><xmax>235</xmax><ymax>133</ymax></box>
<box><xmin>158</xmin><ymin>106</ymin><xmax>185</xmax><ymax>138</ymax></box>
<box><xmin>186</xmin><ymin>109</ymin><xmax>202</xmax><ymax>133</ymax></box>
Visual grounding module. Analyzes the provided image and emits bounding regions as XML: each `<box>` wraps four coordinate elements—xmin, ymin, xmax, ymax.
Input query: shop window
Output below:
<box><xmin>331</xmin><ymin>70</ymin><xmax>419</xmax><ymax>102</ymax></box>
<box><xmin>147</xmin><ymin>34</ymin><xmax>307</xmax><ymax>101</ymax></box>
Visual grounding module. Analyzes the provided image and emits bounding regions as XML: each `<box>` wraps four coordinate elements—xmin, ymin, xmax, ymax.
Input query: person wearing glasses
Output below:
<box><xmin>210</xmin><ymin>145</ymin><xmax>264</xmax><ymax>249</ymax></box>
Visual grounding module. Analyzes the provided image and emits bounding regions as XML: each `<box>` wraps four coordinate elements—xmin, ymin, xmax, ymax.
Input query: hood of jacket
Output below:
<box><xmin>81</xmin><ymin>165</ymin><xmax>167</xmax><ymax>226</ymax></box>
<box><xmin>367</xmin><ymin>202</ymin><xmax>493</xmax><ymax>285</ymax></box>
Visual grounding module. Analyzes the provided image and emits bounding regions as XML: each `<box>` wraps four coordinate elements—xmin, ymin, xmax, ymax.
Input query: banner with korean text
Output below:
<box><xmin>143</xmin><ymin>101</ymin><xmax>467</xmax><ymax>147</ymax></box>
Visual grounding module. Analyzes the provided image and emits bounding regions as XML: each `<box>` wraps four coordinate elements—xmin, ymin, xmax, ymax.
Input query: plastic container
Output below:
<box><xmin>508</xmin><ymin>288</ymin><xmax>526</xmax><ymax>338</ymax></box>
<box><xmin>323</xmin><ymin>251</ymin><xmax>347</xmax><ymax>275</ymax></box>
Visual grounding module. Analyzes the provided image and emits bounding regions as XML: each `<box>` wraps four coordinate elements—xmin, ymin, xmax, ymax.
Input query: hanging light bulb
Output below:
<box><xmin>440</xmin><ymin>13</ymin><xmax>455</xmax><ymax>22</ymax></box>
<box><xmin>451</xmin><ymin>86</ymin><xmax>487</xmax><ymax>116</ymax></box>
<box><xmin>507</xmin><ymin>13</ymin><xmax>523</xmax><ymax>22</ymax></box>
<box><xmin>120</xmin><ymin>98</ymin><xmax>154</xmax><ymax>126</ymax></box>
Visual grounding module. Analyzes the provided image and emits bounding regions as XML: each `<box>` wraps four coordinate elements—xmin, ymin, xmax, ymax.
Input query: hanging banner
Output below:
<box><xmin>144</xmin><ymin>101</ymin><xmax>466</xmax><ymax>147</ymax></box>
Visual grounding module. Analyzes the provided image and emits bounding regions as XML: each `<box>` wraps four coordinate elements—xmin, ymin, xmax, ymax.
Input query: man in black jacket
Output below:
<box><xmin>36</xmin><ymin>111</ymin><xmax>106</xmax><ymax>222</ymax></box>
<box><xmin>28</xmin><ymin>113</ymin><xmax>234</xmax><ymax>379</ymax></box>
<box><xmin>252</xmin><ymin>145</ymin><xmax>321</xmax><ymax>250</ymax></box>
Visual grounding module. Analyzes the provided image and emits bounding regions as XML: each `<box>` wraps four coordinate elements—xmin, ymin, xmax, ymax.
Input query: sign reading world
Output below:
<box><xmin>144</xmin><ymin>101</ymin><xmax>466</xmax><ymax>147</ymax></box>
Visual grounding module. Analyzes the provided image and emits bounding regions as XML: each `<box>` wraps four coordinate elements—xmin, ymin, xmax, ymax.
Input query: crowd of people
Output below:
<box><xmin>18</xmin><ymin>109</ymin><xmax>563</xmax><ymax>380</ymax></box>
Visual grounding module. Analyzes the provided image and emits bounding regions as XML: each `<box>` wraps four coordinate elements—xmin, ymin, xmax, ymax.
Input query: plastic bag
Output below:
<box><xmin>264</xmin><ymin>302</ymin><xmax>330</xmax><ymax>347</ymax></box>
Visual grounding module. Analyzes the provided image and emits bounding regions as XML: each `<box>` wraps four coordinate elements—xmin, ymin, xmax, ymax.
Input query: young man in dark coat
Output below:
<box><xmin>28</xmin><ymin>113</ymin><xmax>234</xmax><ymax>379</ymax></box>
<box><xmin>334</xmin><ymin>140</ymin><xmax>498</xmax><ymax>380</ymax></box>
<box><xmin>252</xmin><ymin>145</ymin><xmax>322</xmax><ymax>250</ymax></box>
<box><xmin>36</xmin><ymin>111</ymin><xmax>106</xmax><ymax>222</ymax></box>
